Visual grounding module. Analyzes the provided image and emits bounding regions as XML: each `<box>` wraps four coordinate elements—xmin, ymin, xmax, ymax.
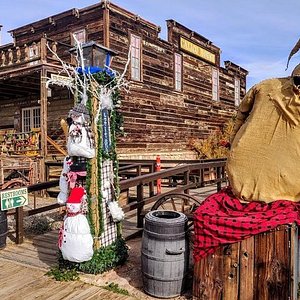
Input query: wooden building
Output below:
<box><xmin>0</xmin><ymin>0</ymin><xmax>248</xmax><ymax>175</ymax></box>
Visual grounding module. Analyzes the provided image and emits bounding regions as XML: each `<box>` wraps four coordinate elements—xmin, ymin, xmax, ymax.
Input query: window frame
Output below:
<box><xmin>130</xmin><ymin>34</ymin><xmax>142</xmax><ymax>81</ymax></box>
<box><xmin>72</xmin><ymin>28</ymin><xmax>86</xmax><ymax>45</ymax></box>
<box><xmin>174</xmin><ymin>53</ymin><xmax>183</xmax><ymax>92</ymax></box>
<box><xmin>21</xmin><ymin>106</ymin><xmax>41</xmax><ymax>132</ymax></box>
<box><xmin>234</xmin><ymin>77</ymin><xmax>241</xmax><ymax>106</ymax></box>
<box><xmin>212</xmin><ymin>68</ymin><xmax>219</xmax><ymax>101</ymax></box>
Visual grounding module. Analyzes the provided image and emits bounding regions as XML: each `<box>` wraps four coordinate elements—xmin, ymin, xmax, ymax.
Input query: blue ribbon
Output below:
<box><xmin>76</xmin><ymin>66</ymin><xmax>115</xmax><ymax>77</ymax></box>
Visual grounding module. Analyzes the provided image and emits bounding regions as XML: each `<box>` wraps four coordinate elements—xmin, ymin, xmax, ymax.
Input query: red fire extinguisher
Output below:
<box><xmin>156</xmin><ymin>155</ymin><xmax>161</xmax><ymax>194</ymax></box>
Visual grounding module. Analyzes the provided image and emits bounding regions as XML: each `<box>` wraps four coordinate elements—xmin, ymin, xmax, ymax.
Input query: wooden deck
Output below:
<box><xmin>0</xmin><ymin>184</ymin><xmax>219</xmax><ymax>300</ymax></box>
<box><xmin>0</xmin><ymin>227</ymin><xmax>139</xmax><ymax>299</ymax></box>
<box><xmin>1</xmin><ymin>230</ymin><xmax>58</xmax><ymax>270</ymax></box>
<box><xmin>0</xmin><ymin>258</ymin><xmax>136</xmax><ymax>300</ymax></box>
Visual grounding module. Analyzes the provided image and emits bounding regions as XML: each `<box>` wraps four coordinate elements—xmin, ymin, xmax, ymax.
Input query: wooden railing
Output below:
<box><xmin>0</xmin><ymin>37</ymin><xmax>72</xmax><ymax>70</ymax></box>
<box><xmin>8</xmin><ymin>159</ymin><xmax>227</xmax><ymax>244</ymax></box>
<box><xmin>119</xmin><ymin>160</ymin><xmax>227</xmax><ymax>227</ymax></box>
<box><xmin>12</xmin><ymin>180</ymin><xmax>60</xmax><ymax>244</ymax></box>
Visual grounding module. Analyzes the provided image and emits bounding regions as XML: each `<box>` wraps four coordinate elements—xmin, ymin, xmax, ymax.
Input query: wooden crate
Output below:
<box><xmin>193</xmin><ymin>224</ymin><xmax>298</xmax><ymax>300</ymax></box>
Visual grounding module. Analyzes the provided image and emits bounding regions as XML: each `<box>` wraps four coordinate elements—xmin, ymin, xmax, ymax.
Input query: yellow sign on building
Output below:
<box><xmin>180</xmin><ymin>37</ymin><xmax>216</xmax><ymax>64</ymax></box>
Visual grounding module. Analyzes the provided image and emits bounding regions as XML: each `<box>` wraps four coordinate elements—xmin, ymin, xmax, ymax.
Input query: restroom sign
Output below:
<box><xmin>0</xmin><ymin>187</ymin><xmax>28</xmax><ymax>210</ymax></box>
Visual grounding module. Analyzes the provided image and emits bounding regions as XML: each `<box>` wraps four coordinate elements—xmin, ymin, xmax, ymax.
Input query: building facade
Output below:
<box><xmin>0</xmin><ymin>1</ymin><xmax>248</xmax><ymax>163</ymax></box>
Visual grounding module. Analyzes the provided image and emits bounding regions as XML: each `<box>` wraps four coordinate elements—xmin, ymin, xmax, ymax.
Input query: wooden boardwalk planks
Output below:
<box><xmin>0</xmin><ymin>259</ymin><xmax>136</xmax><ymax>300</ymax></box>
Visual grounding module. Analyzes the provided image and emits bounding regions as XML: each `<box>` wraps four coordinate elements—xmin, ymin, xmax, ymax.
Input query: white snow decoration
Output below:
<box><xmin>59</xmin><ymin>187</ymin><xmax>93</xmax><ymax>263</ymax></box>
<box><xmin>102</xmin><ymin>190</ymin><xmax>109</xmax><ymax>199</ymax></box>
<box><xmin>108</xmin><ymin>201</ymin><xmax>125</xmax><ymax>222</ymax></box>
<box><xmin>60</xmin><ymin>214</ymin><xmax>94</xmax><ymax>263</ymax></box>
<box><xmin>67</xmin><ymin>115</ymin><xmax>95</xmax><ymax>158</ymax></box>
<box><xmin>57</xmin><ymin>156</ymin><xmax>72</xmax><ymax>204</ymax></box>
<box><xmin>103</xmin><ymin>181</ymin><xmax>110</xmax><ymax>189</ymax></box>
<box><xmin>46</xmin><ymin>34</ymin><xmax>130</xmax><ymax>112</ymax></box>
<box><xmin>101</xmin><ymin>90</ymin><xmax>113</xmax><ymax>110</ymax></box>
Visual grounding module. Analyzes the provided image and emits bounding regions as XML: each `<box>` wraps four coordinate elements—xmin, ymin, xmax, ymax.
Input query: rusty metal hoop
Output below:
<box><xmin>151</xmin><ymin>193</ymin><xmax>202</xmax><ymax>249</ymax></box>
<box><xmin>1</xmin><ymin>179</ymin><xmax>28</xmax><ymax>190</ymax></box>
<box><xmin>151</xmin><ymin>193</ymin><xmax>201</xmax><ymax>219</ymax></box>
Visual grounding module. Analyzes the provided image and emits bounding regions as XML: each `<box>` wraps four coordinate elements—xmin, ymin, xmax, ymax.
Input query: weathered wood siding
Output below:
<box><xmin>2</xmin><ymin>2</ymin><xmax>248</xmax><ymax>158</ymax></box>
<box><xmin>109</xmin><ymin>6</ymin><xmax>247</xmax><ymax>155</ymax></box>
<box><xmin>11</xmin><ymin>5</ymin><xmax>105</xmax><ymax>47</ymax></box>
<box><xmin>0</xmin><ymin>87</ymin><xmax>72</xmax><ymax>138</ymax></box>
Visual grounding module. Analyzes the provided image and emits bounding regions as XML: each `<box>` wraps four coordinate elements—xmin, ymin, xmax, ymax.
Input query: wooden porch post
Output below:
<box><xmin>90</xmin><ymin>84</ymin><xmax>100</xmax><ymax>249</ymax></box>
<box><xmin>40</xmin><ymin>67</ymin><xmax>48</xmax><ymax>182</ymax></box>
<box><xmin>102</xmin><ymin>0</ymin><xmax>110</xmax><ymax>47</ymax></box>
<box><xmin>40</xmin><ymin>37</ymin><xmax>47</xmax><ymax>63</ymax></box>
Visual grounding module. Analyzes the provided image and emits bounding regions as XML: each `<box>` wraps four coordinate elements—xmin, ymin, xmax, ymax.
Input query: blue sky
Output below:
<box><xmin>1</xmin><ymin>0</ymin><xmax>300</xmax><ymax>89</ymax></box>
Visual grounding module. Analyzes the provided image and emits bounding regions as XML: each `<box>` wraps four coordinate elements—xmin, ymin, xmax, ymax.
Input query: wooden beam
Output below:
<box><xmin>0</xmin><ymin>83</ymin><xmax>39</xmax><ymax>92</ymax></box>
<box><xmin>90</xmin><ymin>83</ymin><xmax>100</xmax><ymax>249</ymax></box>
<box><xmin>15</xmin><ymin>207</ymin><xmax>24</xmax><ymax>244</ymax></box>
<box><xmin>103</xmin><ymin>0</ymin><xmax>110</xmax><ymax>47</ymax></box>
<box><xmin>40</xmin><ymin>67</ymin><xmax>48</xmax><ymax>182</ymax></box>
<box><xmin>46</xmin><ymin>135</ymin><xmax>67</xmax><ymax>156</ymax></box>
<box><xmin>0</xmin><ymin>87</ymin><xmax>35</xmax><ymax>95</ymax></box>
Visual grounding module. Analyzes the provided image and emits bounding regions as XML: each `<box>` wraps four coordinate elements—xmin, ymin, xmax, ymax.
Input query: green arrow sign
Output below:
<box><xmin>0</xmin><ymin>187</ymin><xmax>28</xmax><ymax>210</ymax></box>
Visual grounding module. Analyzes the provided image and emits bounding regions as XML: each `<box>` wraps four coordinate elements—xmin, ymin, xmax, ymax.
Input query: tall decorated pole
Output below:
<box><xmin>47</xmin><ymin>38</ymin><xmax>128</xmax><ymax>274</ymax></box>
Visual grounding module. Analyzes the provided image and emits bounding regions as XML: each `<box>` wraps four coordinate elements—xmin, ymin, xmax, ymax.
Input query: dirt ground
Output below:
<box><xmin>80</xmin><ymin>237</ymin><xmax>193</xmax><ymax>300</ymax></box>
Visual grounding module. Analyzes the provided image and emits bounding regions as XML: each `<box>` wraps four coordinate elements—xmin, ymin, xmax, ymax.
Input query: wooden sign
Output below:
<box><xmin>180</xmin><ymin>36</ymin><xmax>215</xmax><ymax>64</ymax></box>
<box><xmin>102</xmin><ymin>108</ymin><xmax>111</xmax><ymax>153</ymax></box>
<box><xmin>0</xmin><ymin>187</ymin><xmax>28</xmax><ymax>210</ymax></box>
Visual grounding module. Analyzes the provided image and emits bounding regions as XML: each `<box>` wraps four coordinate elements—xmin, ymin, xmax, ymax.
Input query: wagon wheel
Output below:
<box><xmin>151</xmin><ymin>193</ymin><xmax>202</xmax><ymax>248</ymax></box>
<box><xmin>1</xmin><ymin>179</ymin><xmax>28</xmax><ymax>190</ymax></box>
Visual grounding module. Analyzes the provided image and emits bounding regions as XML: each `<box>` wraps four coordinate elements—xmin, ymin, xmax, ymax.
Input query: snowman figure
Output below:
<box><xmin>59</xmin><ymin>186</ymin><xmax>94</xmax><ymax>263</ymax></box>
<box><xmin>67</xmin><ymin>103</ymin><xmax>95</xmax><ymax>159</ymax></box>
<box><xmin>57</xmin><ymin>156</ymin><xmax>72</xmax><ymax>205</ymax></box>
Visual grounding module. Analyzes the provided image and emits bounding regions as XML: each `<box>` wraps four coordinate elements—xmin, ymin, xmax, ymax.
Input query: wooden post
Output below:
<box><xmin>89</xmin><ymin>85</ymin><xmax>100</xmax><ymax>249</ymax></box>
<box><xmin>184</xmin><ymin>170</ymin><xmax>190</xmax><ymax>194</ymax></box>
<box><xmin>15</xmin><ymin>207</ymin><xmax>24</xmax><ymax>244</ymax></box>
<box><xmin>40</xmin><ymin>37</ymin><xmax>47</xmax><ymax>63</ymax></box>
<box><xmin>217</xmin><ymin>166</ymin><xmax>222</xmax><ymax>191</ymax></box>
<box><xmin>39</xmin><ymin>68</ymin><xmax>47</xmax><ymax>183</ymax></box>
<box><xmin>137</xmin><ymin>183</ymin><xmax>144</xmax><ymax>228</ymax></box>
<box><xmin>149</xmin><ymin>164</ymin><xmax>154</xmax><ymax>197</ymax></box>
<box><xmin>0</xmin><ymin>158</ymin><xmax>3</xmax><ymax>185</ymax></box>
<box><xmin>102</xmin><ymin>0</ymin><xmax>110</xmax><ymax>47</ymax></box>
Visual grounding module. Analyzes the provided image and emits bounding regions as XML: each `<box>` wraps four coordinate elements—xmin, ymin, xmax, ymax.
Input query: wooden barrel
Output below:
<box><xmin>0</xmin><ymin>210</ymin><xmax>8</xmax><ymax>249</ymax></box>
<box><xmin>141</xmin><ymin>210</ymin><xmax>188</xmax><ymax>298</ymax></box>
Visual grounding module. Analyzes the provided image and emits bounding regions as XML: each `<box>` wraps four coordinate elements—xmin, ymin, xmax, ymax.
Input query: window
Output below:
<box><xmin>72</xmin><ymin>29</ymin><xmax>86</xmax><ymax>44</ymax></box>
<box><xmin>130</xmin><ymin>34</ymin><xmax>141</xmax><ymax>81</ymax></box>
<box><xmin>22</xmin><ymin>107</ymin><xmax>40</xmax><ymax>132</ymax></box>
<box><xmin>234</xmin><ymin>77</ymin><xmax>241</xmax><ymax>106</ymax></box>
<box><xmin>212</xmin><ymin>68</ymin><xmax>219</xmax><ymax>101</ymax></box>
<box><xmin>174</xmin><ymin>53</ymin><xmax>182</xmax><ymax>91</ymax></box>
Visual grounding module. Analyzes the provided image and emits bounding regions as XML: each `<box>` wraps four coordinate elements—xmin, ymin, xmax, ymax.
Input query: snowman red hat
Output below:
<box><xmin>67</xmin><ymin>186</ymin><xmax>85</xmax><ymax>204</ymax></box>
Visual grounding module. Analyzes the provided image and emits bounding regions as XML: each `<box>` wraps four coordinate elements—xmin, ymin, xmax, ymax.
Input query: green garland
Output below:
<box><xmin>96</xmin><ymin>114</ymin><xmax>104</xmax><ymax>235</ymax></box>
<box><xmin>54</xmin><ymin>238</ymin><xmax>128</xmax><ymax>276</ymax></box>
<box><xmin>56</xmin><ymin>70</ymin><xmax>126</xmax><ymax>277</ymax></box>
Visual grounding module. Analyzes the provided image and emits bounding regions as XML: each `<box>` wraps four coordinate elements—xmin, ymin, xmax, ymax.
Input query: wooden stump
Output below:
<box><xmin>193</xmin><ymin>224</ymin><xmax>298</xmax><ymax>300</ymax></box>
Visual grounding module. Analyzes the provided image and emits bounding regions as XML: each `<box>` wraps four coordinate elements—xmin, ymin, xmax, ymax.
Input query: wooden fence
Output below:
<box><xmin>7</xmin><ymin>159</ymin><xmax>227</xmax><ymax>244</ymax></box>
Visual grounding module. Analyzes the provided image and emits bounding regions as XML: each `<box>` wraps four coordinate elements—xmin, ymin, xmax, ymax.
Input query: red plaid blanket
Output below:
<box><xmin>193</xmin><ymin>187</ymin><xmax>300</xmax><ymax>262</ymax></box>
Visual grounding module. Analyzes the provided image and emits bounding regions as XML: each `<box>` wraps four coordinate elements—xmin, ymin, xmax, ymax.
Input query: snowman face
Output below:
<box><xmin>66</xmin><ymin>203</ymin><xmax>81</xmax><ymax>213</ymax></box>
<box><xmin>72</xmin><ymin>114</ymin><xmax>84</xmax><ymax>124</ymax></box>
